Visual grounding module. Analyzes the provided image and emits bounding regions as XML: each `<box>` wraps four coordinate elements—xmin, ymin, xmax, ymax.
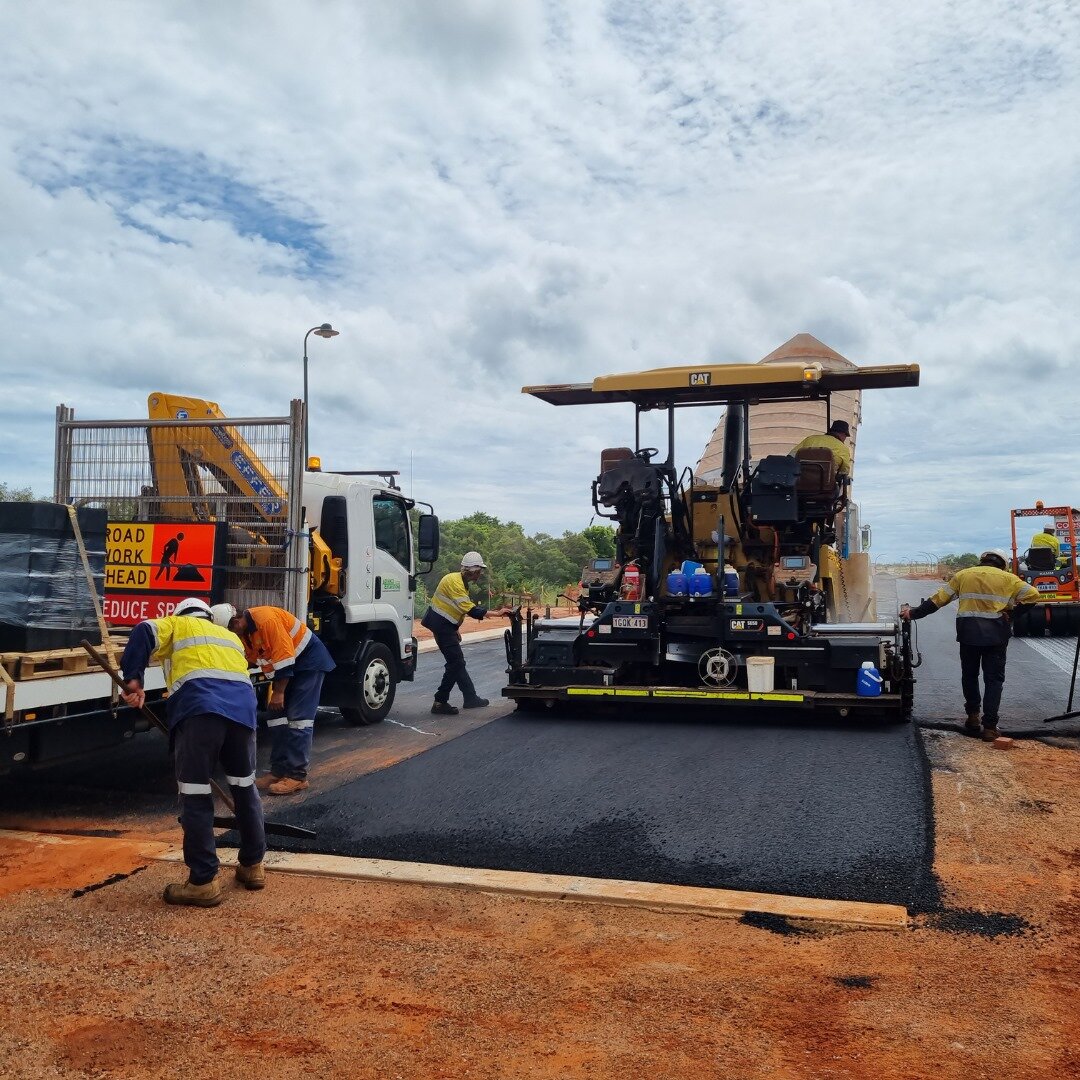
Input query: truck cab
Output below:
<box><xmin>302</xmin><ymin>467</ymin><xmax>436</xmax><ymax>724</ymax></box>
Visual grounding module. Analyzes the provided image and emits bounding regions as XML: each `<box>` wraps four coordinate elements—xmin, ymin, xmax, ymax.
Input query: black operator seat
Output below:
<box><xmin>596</xmin><ymin>447</ymin><xmax>663</xmax><ymax>509</ymax></box>
<box><xmin>793</xmin><ymin>447</ymin><xmax>844</xmax><ymax>518</ymax></box>
<box><xmin>1025</xmin><ymin>546</ymin><xmax>1056</xmax><ymax>572</ymax></box>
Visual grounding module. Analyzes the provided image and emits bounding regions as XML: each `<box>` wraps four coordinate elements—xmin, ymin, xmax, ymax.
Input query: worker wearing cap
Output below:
<box><xmin>900</xmin><ymin>550</ymin><xmax>1040</xmax><ymax>741</ymax></box>
<box><xmin>1030</xmin><ymin>527</ymin><xmax>1063</xmax><ymax>566</ymax></box>
<box><xmin>119</xmin><ymin>597</ymin><xmax>265</xmax><ymax>908</ymax></box>
<box><xmin>791</xmin><ymin>419</ymin><xmax>853</xmax><ymax>478</ymax></box>
<box><xmin>210</xmin><ymin>604</ymin><xmax>335</xmax><ymax>796</ymax></box>
<box><xmin>422</xmin><ymin>551</ymin><xmax>508</xmax><ymax>715</ymax></box>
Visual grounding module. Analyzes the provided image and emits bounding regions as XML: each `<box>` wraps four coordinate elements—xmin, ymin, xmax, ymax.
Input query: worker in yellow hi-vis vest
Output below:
<box><xmin>422</xmin><ymin>552</ymin><xmax>510</xmax><ymax>715</ymax></box>
<box><xmin>1030</xmin><ymin>527</ymin><xmax>1063</xmax><ymax>567</ymax></box>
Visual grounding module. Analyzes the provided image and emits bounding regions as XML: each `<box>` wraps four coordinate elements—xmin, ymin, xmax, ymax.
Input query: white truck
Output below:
<box><xmin>0</xmin><ymin>393</ymin><xmax>438</xmax><ymax>773</ymax></box>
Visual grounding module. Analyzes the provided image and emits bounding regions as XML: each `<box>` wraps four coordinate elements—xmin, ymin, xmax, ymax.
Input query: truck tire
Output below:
<box><xmin>341</xmin><ymin>642</ymin><xmax>396</xmax><ymax>726</ymax></box>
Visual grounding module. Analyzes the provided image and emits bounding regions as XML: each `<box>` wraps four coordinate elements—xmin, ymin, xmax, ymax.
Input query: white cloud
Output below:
<box><xmin>0</xmin><ymin>0</ymin><xmax>1077</xmax><ymax>560</ymax></box>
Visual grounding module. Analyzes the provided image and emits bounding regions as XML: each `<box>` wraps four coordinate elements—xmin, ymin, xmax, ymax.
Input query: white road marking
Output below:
<box><xmin>1020</xmin><ymin>636</ymin><xmax>1079</xmax><ymax>676</ymax></box>
<box><xmin>385</xmin><ymin>718</ymin><xmax>439</xmax><ymax>736</ymax></box>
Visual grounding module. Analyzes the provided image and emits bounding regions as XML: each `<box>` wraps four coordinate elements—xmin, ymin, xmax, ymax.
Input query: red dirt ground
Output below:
<box><xmin>0</xmin><ymin>733</ymin><xmax>1077</xmax><ymax>1077</ymax></box>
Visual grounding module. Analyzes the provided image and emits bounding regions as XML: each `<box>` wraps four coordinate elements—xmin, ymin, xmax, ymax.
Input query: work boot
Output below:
<box><xmin>255</xmin><ymin>773</ymin><xmax>282</xmax><ymax>792</ymax></box>
<box><xmin>267</xmin><ymin>776</ymin><xmax>309</xmax><ymax>796</ymax></box>
<box><xmin>235</xmin><ymin>862</ymin><xmax>266</xmax><ymax>890</ymax></box>
<box><xmin>964</xmin><ymin>712</ymin><xmax>982</xmax><ymax>735</ymax></box>
<box><xmin>462</xmin><ymin>697</ymin><xmax>490</xmax><ymax>709</ymax></box>
<box><xmin>163</xmin><ymin>875</ymin><xmax>223</xmax><ymax>908</ymax></box>
<box><xmin>981</xmin><ymin>726</ymin><xmax>1001</xmax><ymax>742</ymax></box>
<box><xmin>431</xmin><ymin>700</ymin><xmax>459</xmax><ymax>715</ymax></box>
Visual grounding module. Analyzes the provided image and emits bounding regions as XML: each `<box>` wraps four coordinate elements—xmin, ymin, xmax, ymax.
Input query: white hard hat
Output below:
<box><xmin>460</xmin><ymin>551</ymin><xmax>487</xmax><ymax>569</ymax></box>
<box><xmin>209</xmin><ymin>602</ymin><xmax>238</xmax><ymax>627</ymax></box>
<box><xmin>174</xmin><ymin>597</ymin><xmax>212</xmax><ymax>619</ymax></box>
<box><xmin>980</xmin><ymin>549</ymin><xmax>1010</xmax><ymax>568</ymax></box>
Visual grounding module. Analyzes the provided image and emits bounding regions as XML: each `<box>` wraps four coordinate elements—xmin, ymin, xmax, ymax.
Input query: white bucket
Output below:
<box><xmin>746</xmin><ymin>656</ymin><xmax>775</xmax><ymax>693</ymax></box>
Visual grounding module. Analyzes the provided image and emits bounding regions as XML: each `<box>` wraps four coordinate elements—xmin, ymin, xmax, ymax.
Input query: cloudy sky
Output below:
<box><xmin>2</xmin><ymin>0</ymin><xmax>1077</xmax><ymax>561</ymax></box>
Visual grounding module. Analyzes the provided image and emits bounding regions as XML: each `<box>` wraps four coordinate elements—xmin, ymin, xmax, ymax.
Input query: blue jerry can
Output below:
<box><xmin>856</xmin><ymin>661</ymin><xmax>883</xmax><ymax>697</ymax></box>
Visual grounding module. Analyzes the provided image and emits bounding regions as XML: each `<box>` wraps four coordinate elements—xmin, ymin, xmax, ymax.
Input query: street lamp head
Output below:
<box><xmin>314</xmin><ymin>323</ymin><xmax>339</xmax><ymax>339</ymax></box>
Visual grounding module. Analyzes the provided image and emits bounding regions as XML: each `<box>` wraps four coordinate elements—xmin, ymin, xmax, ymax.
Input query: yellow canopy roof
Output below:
<box><xmin>523</xmin><ymin>360</ymin><xmax>919</xmax><ymax>407</ymax></box>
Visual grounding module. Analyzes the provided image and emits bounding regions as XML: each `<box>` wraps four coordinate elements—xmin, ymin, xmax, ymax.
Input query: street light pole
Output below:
<box><xmin>302</xmin><ymin>323</ymin><xmax>340</xmax><ymax>460</ymax></box>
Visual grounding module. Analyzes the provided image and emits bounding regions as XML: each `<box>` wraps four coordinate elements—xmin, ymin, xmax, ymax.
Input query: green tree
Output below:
<box><xmin>939</xmin><ymin>553</ymin><xmax>979</xmax><ymax>573</ymax></box>
<box><xmin>0</xmin><ymin>482</ymin><xmax>35</xmax><ymax>502</ymax></box>
<box><xmin>582</xmin><ymin>524</ymin><xmax>616</xmax><ymax>559</ymax></box>
<box><xmin>415</xmin><ymin>511</ymin><xmax>607</xmax><ymax>607</ymax></box>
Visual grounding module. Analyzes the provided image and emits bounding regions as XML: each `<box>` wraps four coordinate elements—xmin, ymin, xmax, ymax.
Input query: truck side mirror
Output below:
<box><xmin>417</xmin><ymin>514</ymin><xmax>440</xmax><ymax>565</ymax></box>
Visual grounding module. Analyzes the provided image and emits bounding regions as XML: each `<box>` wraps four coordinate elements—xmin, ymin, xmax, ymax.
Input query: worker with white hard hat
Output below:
<box><xmin>1030</xmin><ymin>526</ymin><xmax>1063</xmax><ymax>566</ymax></box>
<box><xmin>900</xmin><ymin>549</ymin><xmax>1040</xmax><ymax>741</ymax></box>
<box><xmin>119</xmin><ymin>596</ymin><xmax>265</xmax><ymax>907</ymax></box>
<box><xmin>209</xmin><ymin>602</ymin><xmax>335</xmax><ymax>797</ymax></box>
<box><xmin>422</xmin><ymin>551</ymin><xmax>509</xmax><ymax>715</ymax></box>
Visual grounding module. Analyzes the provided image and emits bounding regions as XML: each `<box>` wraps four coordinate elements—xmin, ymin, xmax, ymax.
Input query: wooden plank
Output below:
<box><xmin>155</xmin><ymin>848</ymin><xmax>908</xmax><ymax>930</ymax></box>
<box><xmin>17</xmin><ymin>650</ymin><xmax>93</xmax><ymax>680</ymax></box>
<box><xmin>0</xmin><ymin>642</ymin><xmax>145</xmax><ymax>683</ymax></box>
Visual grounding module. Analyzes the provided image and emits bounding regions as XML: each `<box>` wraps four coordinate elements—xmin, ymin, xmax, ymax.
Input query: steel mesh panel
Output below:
<box><xmin>56</xmin><ymin>414</ymin><xmax>304</xmax><ymax>613</ymax></box>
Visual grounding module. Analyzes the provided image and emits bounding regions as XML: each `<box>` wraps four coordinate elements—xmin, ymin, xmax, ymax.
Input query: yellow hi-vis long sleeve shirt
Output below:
<box><xmin>913</xmin><ymin>565</ymin><xmax>1040</xmax><ymax>646</ymax></box>
<box><xmin>791</xmin><ymin>433</ymin><xmax>852</xmax><ymax>476</ymax></box>
<box><xmin>427</xmin><ymin>571</ymin><xmax>486</xmax><ymax>628</ymax></box>
<box><xmin>1031</xmin><ymin>531</ymin><xmax>1061</xmax><ymax>559</ymax></box>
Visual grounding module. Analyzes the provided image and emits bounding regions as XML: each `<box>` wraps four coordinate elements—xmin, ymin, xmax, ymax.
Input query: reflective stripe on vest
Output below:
<box><xmin>929</xmin><ymin>566</ymin><xmax>1041</xmax><ymax>619</ymax></box>
<box><xmin>151</xmin><ymin>614</ymin><xmax>252</xmax><ymax>693</ymax></box>
<box><xmin>290</xmin><ymin>618</ymin><xmax>312</xmax><ymax>657</ymax></box>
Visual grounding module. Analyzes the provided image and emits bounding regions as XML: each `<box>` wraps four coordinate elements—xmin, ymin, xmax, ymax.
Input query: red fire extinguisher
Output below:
<box><xmin>620</xmin><ymin>562</ymin><xmax>642</xmax><ymax>600</ymax></box>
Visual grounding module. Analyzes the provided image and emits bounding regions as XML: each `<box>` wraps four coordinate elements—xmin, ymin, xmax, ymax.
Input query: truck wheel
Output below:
<box><xmin>341</xmin><ymin>642</ymin><xmax>396</xmax><ymax>725</ymax></box>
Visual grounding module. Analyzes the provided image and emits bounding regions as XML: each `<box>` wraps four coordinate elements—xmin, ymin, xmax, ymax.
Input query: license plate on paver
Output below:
<box><xmin>613</xmin><ymin>616</ymin><xmax>649</xmax><ymax>629</ymax></box>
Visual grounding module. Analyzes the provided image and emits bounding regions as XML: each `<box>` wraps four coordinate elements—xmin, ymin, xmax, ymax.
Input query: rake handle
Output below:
<box><xmin>80</xmin><ymin>640</ymin><xmax>237</xmax><ymax>814</ymax></box>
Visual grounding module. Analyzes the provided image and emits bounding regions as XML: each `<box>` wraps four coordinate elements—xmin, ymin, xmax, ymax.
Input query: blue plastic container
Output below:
<box><xmin>681</xmin><ymin>560</ymin><xmax>703</xmax><ymax>577</ymax></box>
<box><xmin>666</xmin><ymin>571</ymin><xmax>688</xmax><ymax>596</ymax></box>
<box><xmin>723</xmin><ymin>564</ymin><xmax>740</xmax><ymax>597</ymax></box>
<box><xmin>856</xmin><ymin>661</ymin><xmax>883</xmax><ymax>697</ymax></box>
<box><xmin>689</xmin><ymin>570</ymin><xmax>713</xmax><ymax>597</ymax></box>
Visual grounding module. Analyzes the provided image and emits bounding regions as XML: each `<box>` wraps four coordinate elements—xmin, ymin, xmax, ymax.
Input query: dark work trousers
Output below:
<box><xmin>433</xmin><ymin>626</ymin><xmax>478</xmax><ymax>704</ymax></box>
<box><xmin>173</xmin><ymin>712</ymin><xmax>266</xmax><ymax>884</ymax></box>
<box><xmin>266</xmin><ymin>667</ymin><xmax>327</xmax><ymax>780</ymax></box>
<box><xmin>958</xmin><ymin>643</ymin><xmax>1009</xmax><ymax>724</ymax></box>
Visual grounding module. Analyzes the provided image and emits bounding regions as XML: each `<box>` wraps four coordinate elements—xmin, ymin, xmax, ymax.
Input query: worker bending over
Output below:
<box><xmin>211</xmin><ymin>603</ymin><xmax>335</xmax><ymax>796</ymax></box>
<box><xmin>791</xmin><ymin>419</ymin><xmax>852</xmax><ymax>479</ymax></box>
<box><xmin>423</xmin><ymin>551</ymin><xmax>509</xmax><ymax>715</ymax></box>
<box><xmin>120</xmin><ymin>596</ymin><xmax>265</xmax><ymax>908</ymax></box>
<box><xmin>900</xmin><ymin>549</ymin><xmax>1039</xmax><ymax>741</ymax></box>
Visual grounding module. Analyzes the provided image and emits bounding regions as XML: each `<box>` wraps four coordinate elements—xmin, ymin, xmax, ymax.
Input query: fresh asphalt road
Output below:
<box><xmin>3</xmin><ymin>577</ymin><xmax>1075</xmax><ymax>912</ymax></box>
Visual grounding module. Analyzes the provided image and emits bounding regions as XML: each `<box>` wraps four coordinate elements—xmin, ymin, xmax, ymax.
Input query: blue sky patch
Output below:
<box><xmin>24</xmin><ymin>134</ymin><xmax>334</xmax><ymax>278</ymax></box>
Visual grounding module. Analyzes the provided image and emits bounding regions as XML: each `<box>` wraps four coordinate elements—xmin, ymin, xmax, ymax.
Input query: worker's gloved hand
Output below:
<box><xmin>899</xmin><ymin>604</ymin><xmax>912</xmax><ymax>622</ymax></box>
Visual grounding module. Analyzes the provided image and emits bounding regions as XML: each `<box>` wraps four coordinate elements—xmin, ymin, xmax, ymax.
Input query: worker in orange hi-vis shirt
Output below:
<box><xmin>210</xmin><ymin>604</ymin><xmax>335</xmax><ymax>796</ymax></box>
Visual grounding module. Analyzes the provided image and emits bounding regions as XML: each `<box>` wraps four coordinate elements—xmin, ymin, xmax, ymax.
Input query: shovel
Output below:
<box><xmin>81</xmin><ymin>640</ymin><xmax>316</xmax><ymax>841</ymax></box>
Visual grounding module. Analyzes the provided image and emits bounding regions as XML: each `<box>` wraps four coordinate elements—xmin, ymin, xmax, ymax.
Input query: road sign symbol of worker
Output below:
<box><xmin>107</xmin><ymin>522</ymin><xmax>218</xmax><ymax>593</ymax></box>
